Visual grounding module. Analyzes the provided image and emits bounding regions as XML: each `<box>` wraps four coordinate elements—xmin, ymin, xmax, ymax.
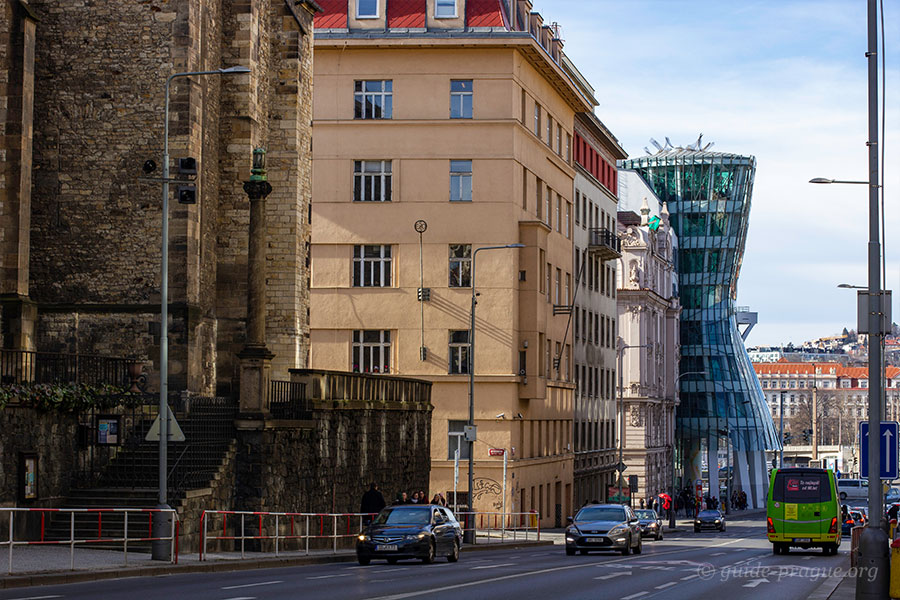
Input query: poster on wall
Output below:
<box><xmin>97</xmin><ymin>415</ymin><xmax>121</xmax><ymax>446</ymax></box>
<box><xmin>19</xmin><ymin>453</ymin><xmax>38</xmax><ymax>501</ymax></box>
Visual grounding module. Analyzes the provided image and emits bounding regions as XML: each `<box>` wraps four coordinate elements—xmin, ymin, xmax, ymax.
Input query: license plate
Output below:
<box><xmin>586</xmin><ymin>538</ymin><xmax>606</xmax><ymax>544</ymax></box>
<box><xmin>376</xmin><ymin>544</ymin><xmax>398</xmax><ymax>551</ymax></box>
<box><xmin>793</xmin><ymin>538</ymin><xmax>812</xmax><ymax>543</ymax></box>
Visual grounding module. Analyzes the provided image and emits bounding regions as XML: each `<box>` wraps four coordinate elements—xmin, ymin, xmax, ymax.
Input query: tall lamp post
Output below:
<box><xmin>466</xmin><ymin>244</ymin><xmax>523</xmax><ymax>542</ymax></box>
<box><xmin>153</xmin><ymin>65</ymin><xmax>248</xmax><ymax>560</ymax></box>
<box><xmin>809</xmin><ymin>2</ymin><xmax>888</xmax><ymax>594</ymax></box>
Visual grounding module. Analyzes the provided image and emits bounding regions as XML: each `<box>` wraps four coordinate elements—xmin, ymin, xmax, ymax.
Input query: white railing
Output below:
<box><xmin>0</xmin><ymin>507</ymin><xmax>178</xmax><ymax>574</ymax></box>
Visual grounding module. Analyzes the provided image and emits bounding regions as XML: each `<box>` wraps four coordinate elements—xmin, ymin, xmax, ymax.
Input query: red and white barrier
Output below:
<box><xmin>0</xmin><ymin>507</ymin><xmax>179</xmax><ymax>574</ymax></box>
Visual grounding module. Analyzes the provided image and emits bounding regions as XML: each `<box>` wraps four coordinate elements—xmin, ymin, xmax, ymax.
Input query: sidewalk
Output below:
<box><xmin>0</xmin><ymin>539</ymin><xmax>553</xmax><ymax>590</ymax></box>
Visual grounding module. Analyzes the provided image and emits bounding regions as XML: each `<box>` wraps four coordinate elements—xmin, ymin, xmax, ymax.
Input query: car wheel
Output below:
<box><xmin>720</xmin><ymin>525</ymin><xmax>726</xmax><ymax>532</ymax></box>
<box><xmin>694</xmin><ymin>527</ymin><xmax>700</xmax><ymax>533</ymax></box>
<box><xmin>566</xmin><ymin>547</ymin><xmax>576</xmax><ymax>556</ymax></box>
<box><xmin>620</xmin><ymin>536</ymin><xmax>631</xmax><ymax>556</ymax></box>
<box><xmin>421</xmin><ymin>540</ymin><xmax>435</xmax><ymax>564</ymax></box>
<box><xmin>634</xmin><ymin>537</ymin><xmax>642</xmax><ymax>555</ymax></box>
<box><xmin>447</xmin><ymin>540</ymin><xmax>460</xmax><ymax>563</ymax></box>
<box><xmin>358</xmin><ymin>556</ymin><xmax>371</xmax><ymax>566</ymax></box>
<box><xmin>781</xmin><ymin>543</ymin><xmax>790</xmax><ymax>555</ymax></box>
<box><xmin>579</xmin><ymin>549</ymin><xmax>589</xmax><ymax>555</ymax></box>
<box><xmin>839</xmin><ymin>492</ymin><xmax>847</xmax><ymax>501</ymax></box>
<box><xmin>772</xmin><ymin>543</ymin><xmax>780</xmax><ymax>555</ymax></box>
<box><xmin>657</xmin><ymin>531</ymin><xmax>663</xmax><ymax>541</ymax></box>
<box><xmin>387</xmin><ymin>558</ymin><xmax>398</xmax><ymax>565</ymax></box>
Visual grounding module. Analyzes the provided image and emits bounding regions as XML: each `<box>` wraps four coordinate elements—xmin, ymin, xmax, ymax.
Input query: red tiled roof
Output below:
<box><xmin>388</xmin><ymin>0</ymin><xmax>425</xmax><ymax>28</ymax></box>
<box><xmin>752</xmin><ymin>362</ymin><xmax>842</xmax><ymax>375</ymax></box>
<box><xmin>467</xmin><ymin>0</ymin><xmax>505</xmax><ymax>27</ymax></box>
<box><xmin>315</xmin><ymin>0</ymin><xmax>347</xmax><ymax>28</ymax></box>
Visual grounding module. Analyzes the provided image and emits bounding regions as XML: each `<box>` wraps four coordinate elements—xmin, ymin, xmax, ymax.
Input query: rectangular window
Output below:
<box><xmin>574</xmin><ymin>190</ymin><xmax>580</xmax><ymax>224</ymax></box>
<box><xmin>352</xmin><ymin>244</ymin><xmax>392</xmax><ymax>287</ymax></box>
<box><xmin>545</xmin><ymin>262</ymin><xmax>551</xmax><ymax>303</ymax></box>
<box><xmin>565</xmin><ymin>273</ymin><xmax>571</xmax><ymax>304</ymax></box>
<box><xmin>353</xmin><ymin>160</ymin><xmax>392</xmax><ymax>202</ymax></box>
<box><xmin>556</xmin><ymin>125</ymin><xmax>562</xmax><ymax>155</ymax></box>
<box><xmin>565</xmin><ymin>202</ymin><xmax>571</xmax><ymax>238</ymax></box>
<box><xmin>566</xmin><ymin>133</ymin><xmax>571</xmax><ymax>163</ymax></box>
<box><xmin>352</xmin><ymin>330</ymin><xmax>391</xmax><ymax>374</ymax></box>
<box><xmin>536</xmin><ymin>178</ymin><xmax>543</xmax><ymax>219</ymax></box>
<box><xmin>449</xmin><ymin>160</ymin><xmax>473</xmax><ymax>202</ymax></box>
<box><xmin>522</xmin><ymin>167</ymin><xmax>528</xmax><ymax>209</ymax></box>
<box><xmin>357</xmin><ymin>0</ymin><xmax>378</xmax><ymax>17</ymax></box>
<box><xmin>354</xmin><ymin>80</ymin><xmax>393</xmax><ymax>119</ymax></box>
<box><xmin>555</xmin><ymin>195</ymin><xmax>561</xmax><ymax>232</ymax></box>
<box><xmin>546</xmin><ymin>114</ymin><xmax>553</xmax><ymax>147</ymax></box>
<box><xmin>534</xmin><ymin>104</ymin><xmax>541</xmax><ymax>136</ymax></box>
<box><xmin>521</xmin><ymin>89</ymin><xmax>527</xmax><ymax>124</ymax></box>
<box><xmin>545</xmin><ymin>187</ymin><xmax>551</xmax><ymax>227</ymax></box>
<box><xmin>449</xmin><ymin>244</ymin><xmax>472</xmax><ymax>287</ymax></box>
<box><xmin>448</xmin><ymin>420</ymin><xmax>471</xmax><ymax>459</ymax></box>
<box><xmin>448</xmin><ymin>330</ymin><xmax>470</xmax><ymax>374</ymax></box>
<box><xmin>450</xmin><ymin>80</ymin><xmax>473</xmax><ymax>119</ymax></box>
<box><xmin>555</xmin><ymin>268</ymin><xmax>561</xmax><ymax>304</ymax></box>
<box><xmin>436</xmin><ymin>0</ymin><xmax>457</xmax><ymax>18</ymax></box>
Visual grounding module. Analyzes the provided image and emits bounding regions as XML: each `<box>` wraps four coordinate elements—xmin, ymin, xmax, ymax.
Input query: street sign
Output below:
<box><xmin>145</xmin><ymin>406</ymin><xmax>186</xmax><ymax>442</ymax></box>
<box><xmin>859</xmin><ymin>421</ymin><xmax>899</xmax><ymax>480</ymax></box>
<box><xmin>488</xmin><ymin>448</ymin><xmax>505</xmax><ymax>456</ymax></box>
<box><xmin>615</xmin><ymin>461</ymin><xmax>627</xmax><ymax>473</ymax></box>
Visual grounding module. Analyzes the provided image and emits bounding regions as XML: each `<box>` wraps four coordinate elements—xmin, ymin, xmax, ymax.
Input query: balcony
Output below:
<box><xmin>588</xmin><ymin>228</ymin><xmax>621</xmax><ymax>261</ymax></box>
<box><xmin>0</xmin><ymin>349</ymin><xmax>135</xmax><ymax>388</ymax></box>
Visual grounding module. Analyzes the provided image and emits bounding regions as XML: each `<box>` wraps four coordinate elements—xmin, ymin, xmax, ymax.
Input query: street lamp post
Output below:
<box><xmin>153</xmin><ymin>66</ymin><xmax>248</xmax><ymax>560</ymax></box>
<box><xmin>466</xmin><ymin>244</ymin><xmax>523</xmax><ymax>541</ymax></box>
<box><xmin>779</xmin><ymin>391</ymin><xmax>785</xmax><ymax>468</ymax></box>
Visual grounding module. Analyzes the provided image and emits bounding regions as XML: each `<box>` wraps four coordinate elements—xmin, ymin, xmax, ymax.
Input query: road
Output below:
<box><xmin>0</xmin><ymin>516</ymin><xmax>846</xmax><ymax>600</ymax></box>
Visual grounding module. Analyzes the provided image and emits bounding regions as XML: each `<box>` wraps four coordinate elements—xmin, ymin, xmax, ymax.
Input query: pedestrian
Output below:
<box><xmin>360</xmin><ymin>483</ymin><xmax>386</xmax><ymax>524</ymax></box>
<box><xmin>410</xmin><ymin>491</ymin><xmax>419</xmax><ymax>503</ymax></box>
<box><xmin>639</xmin><ymin>498</ymin><xmax>645</xmax><ymax>509</ymax></box>
<box><xmin>393</xmin><ymin>491</ymin><xmax>409</xmax><ymax>505</ymax></box>
<box><xmin>431</xmin><ymin>493</ymin><xmax>442</xmax><ymax>506</ymax></box>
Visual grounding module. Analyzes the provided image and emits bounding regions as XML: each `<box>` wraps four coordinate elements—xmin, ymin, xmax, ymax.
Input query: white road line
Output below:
<box><xmin>681</xmin><ymin>574</ymin><xmax>698</xmax><ymax>581</ymax></box>
<box><xmin>471</xmin><ymin>563</ymin><xmax>516</xmax><ymax>570</ymax></box>
<box><xmin>622</xmin><ymin>593</ymin><xmax>649</xmax><ymax>600</ymax></box>
<box><xmin>221</xmin><ymin>597</ymin><xmax>256</xmax><ymax>600</ymax></box>
<box><xmin>6</xmin><ymin>596</ymin><xmax>63</xmax><ymax>600</ymax></box>
<box><xmin>372</xmin><ymin>568</ymin><xmax>408</xmax><ymax>574</ymax></box>
<box><xmin>594</xmin><ymin>572</ymin><xmax>630</xmax><ymax>580</ymax></box>
<box><xmin>656</xmin><ymin>582</ymin><xmax>678</xmax><ymax>590</ymax></box>
<box><xmin>307</xmin><ymin>573</ymin><xmax>353</xmax><ymax>580</ymax></box>
<box><xmin>710</xmin><ymin>552</ymin><xmax>726</xmax><ymax>556</ymax></box>
<box><xmin>221</xmin><ymin>581</ymin><xmax>283</xmax><ymax>590</ymax></box>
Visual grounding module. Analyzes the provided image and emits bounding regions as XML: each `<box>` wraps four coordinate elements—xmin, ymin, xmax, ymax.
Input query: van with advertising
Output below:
<box><xmin>766</xmin><ymin>467</ymin><xmax>841</xmax><ymax>555</ymax></box>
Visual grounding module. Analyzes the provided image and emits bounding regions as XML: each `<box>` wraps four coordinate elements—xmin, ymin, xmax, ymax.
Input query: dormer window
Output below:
<box><xmin>357</xmin><ymin>0</ymin><xmax>378</xmax><ymax>18</ymax></box>
<box><xmin>436</xmin><ymin>0</ymin><xmax>457</xmax><ymax>18</ymax></box>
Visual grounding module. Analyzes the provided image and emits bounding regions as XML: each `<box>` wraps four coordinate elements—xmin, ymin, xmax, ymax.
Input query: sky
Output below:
<box><xmin>531</xmin><ymin>0</ymin><xmax>900</xmax><ymax>346</ymax></box>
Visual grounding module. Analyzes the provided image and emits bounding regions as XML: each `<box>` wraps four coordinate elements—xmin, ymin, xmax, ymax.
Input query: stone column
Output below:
<box><xmin>238</xmin><ymin>148</ymin><xmax>274</xmax><ymax>415</ymax></box>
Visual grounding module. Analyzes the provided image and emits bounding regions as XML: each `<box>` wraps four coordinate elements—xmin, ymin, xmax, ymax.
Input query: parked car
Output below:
<box><xmin>842</xmin><ymin>510</ymin><xmax>863</xmax><ymax>536</ymax></box>
<box><xmin>886</xmin><ymin>487</ymin><xmax>900</xmax><ymax>504</ymax></box>
<box><xmin>634</xmin><ymin>509</ymin><xmax>663</xmax><ymax>540</ymax></box>
<box><xmin>356</xmin><ymin>504</ymin><xmax>462</xmax><ymax>565</ymax></box>
<box><xmin>565</xmin><ymin>504</ymin><xmax>643</xmax><ymax>556</ymax></box>
<box><xmin>694</xmin><ymin>509</ymin><xmax>726</xmax><ymax>532</ymax></box>
<box><xmin>836</xmin><ymin>478</ymin><xmax>868</xmax><ymax>502</ymax></box>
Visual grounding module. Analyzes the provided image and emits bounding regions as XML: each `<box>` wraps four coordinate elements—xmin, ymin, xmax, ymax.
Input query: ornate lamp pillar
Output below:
<box><xmin>238</xmin><ymin>148</ymin><xmax>274</xmax><ymax>414</ymax></box>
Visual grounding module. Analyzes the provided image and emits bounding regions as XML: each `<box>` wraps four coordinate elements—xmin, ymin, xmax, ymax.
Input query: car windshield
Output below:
<box><xmin>374</xmin><ymin>507</ymin><xmax>431</xmax><ymax>526</ymax></box>
<box><xmin>698</xmin><ymin>510</ymin><xmax>720</xmax><ymax>518</ymax></box>
<box><xmin>635</xmin><ymin>510</ymin><xmax>656</xmax><ymax>519</ymax></box>
<box><xmin>576</xmin><ymin>507</ymin><xmax>626</xmax><ymax>522</ymax></box>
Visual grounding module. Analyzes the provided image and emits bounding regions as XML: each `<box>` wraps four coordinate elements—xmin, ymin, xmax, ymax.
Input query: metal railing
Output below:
<box><xmin>268</xmin><ymin>380</ymin><xmax>309</xmax><ymax>419</ymax></box>
<box><xmin>588</xmin><ymin>228</ymin><xmax>622</xmax><ymax>257</ymax></box>
<box><xmin>0</xmin><ymin>349</ymin><xmax>132</xmax><ymax>388</ymax></box>
<box><xmin>1</xmin><ymin>507</ymin><xmax>178</xmax><ymax>574</ymax></box>
<box><xmin>455</xmin><ymin>511</ymin><xmax>541</xmax><ymax>544</ymax></box>
<box><xmin>199</xmin><ymin>510</ymin><xmax>376</xmax><ymax>560</ymax></box>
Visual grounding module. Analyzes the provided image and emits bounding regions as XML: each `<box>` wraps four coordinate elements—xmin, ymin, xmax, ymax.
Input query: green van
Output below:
<box><xmin>766</xmin><ymin>467</ymin><xmax>841</xmax><ymax>555</ymax></box>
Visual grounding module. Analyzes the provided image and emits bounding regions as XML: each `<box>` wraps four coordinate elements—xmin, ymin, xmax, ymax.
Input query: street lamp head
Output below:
<box><xmin>837</xmin><ymin>283</ymin><xmax>866</xmax><ymax>289</ymax></box>
<box><xmin>809</xmin><ymin>178</ymin><xmax>835</xmax><ymax>184</ymax></box>
<box><xmin>219</xmin><ymin>66</ymin><xmax>250</xmax><ymax>74</ymax></box>
<box><xmin>506</xmin><ymin>244</ymin><xmax>525</xmax><ymax>249</ymax></box>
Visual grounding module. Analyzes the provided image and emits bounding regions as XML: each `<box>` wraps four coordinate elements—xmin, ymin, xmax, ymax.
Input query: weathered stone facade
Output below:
<box><xmin>0</xmin><ymin>0</ymin><xmax>316</xmax><ymax>395</ymax></box>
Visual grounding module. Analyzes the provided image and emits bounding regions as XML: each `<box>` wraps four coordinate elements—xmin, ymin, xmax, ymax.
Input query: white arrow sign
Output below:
<box><xmin>743</xmin><ymin>578</ymin><xmax>770</xmax><ymax>588</ymax></box>
<box><xmin>885</xmin><ymin>428</ymin><xmax>894</xmax><ymax>467</ymax></box>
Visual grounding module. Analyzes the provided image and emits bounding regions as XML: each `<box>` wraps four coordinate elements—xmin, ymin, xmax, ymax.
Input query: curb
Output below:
<box><xmin>0</xmin><ymin>540</ymin><xmax>553</xmax><ymax>590</ymax></box>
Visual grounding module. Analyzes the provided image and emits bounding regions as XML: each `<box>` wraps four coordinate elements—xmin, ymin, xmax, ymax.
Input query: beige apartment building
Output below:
<box><xmin>310</xmin><ymin>0</ymin><xmax>599</xmax><ymax>525</ymax></box>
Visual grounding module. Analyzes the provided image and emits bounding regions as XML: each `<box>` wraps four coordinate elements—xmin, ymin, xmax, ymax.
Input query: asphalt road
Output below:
<box><xmin>0</xmin><ymin>516</ymin><xmax>847</xmax><ymax>600</ymax></box>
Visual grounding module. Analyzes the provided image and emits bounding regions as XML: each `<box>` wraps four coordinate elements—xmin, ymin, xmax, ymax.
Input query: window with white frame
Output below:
<box><xmin>354</xmin><ymin>80</ymin><xmax>392</xmax><ymax>119</ymax></box>
<box><xmin>357</xmin><ymin>0</ymin><xmax>378</xmax><ymax>17</ymax></box>
<box><xmin>354</xmin><ymin>160</ymin><xmax>392</xmax><ymax>202</ymax></box>
<box><xmin>352</xmin><ymin>330</ymin><xmax>391</xmax><ymax>374</ymax></box>
<box><xmin>449</xmin><ymin>244</ymin><xmax>471</xmax><ymax>287</ymax></box>
<box><xmin>448</xmin><ymin>330</ymin><xmax>470</xmax><ymax>374</ymax></box>
<box><xmin>545</xmin><ymin>186</ymin><xmax>551</xmax><ymax>228</ymax></box>
<box><xmin>534</xmin><ymin>104</ymin><xmax>541</xmax><ymax>136</ymax></box>
<box><xmin>565</xmin><ymin>202</ymin><xmax>571</xmax><ymax>238</ymax></box>
<box><xmin>450</xmin><ymin>80</ymin><xmax>473</xmax><ymax>118</ymax></box>
<box><xmin>436</xmin><ymin>0</ymin><xmax>457</xmax><ymax>18</ymax></box>
<box><xmin>449</xmin><ymin>160</ymin><xmax>472</xmax><ymax>202</ymax></box>
<box><xmin>352</xmin><ymin>245</ymin><xmax>392</xmax><ymax>287</ymax></box>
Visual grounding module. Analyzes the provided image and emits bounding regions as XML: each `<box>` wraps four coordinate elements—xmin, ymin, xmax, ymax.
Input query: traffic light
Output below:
<box><xmin>783</xmin><ymin>431</ymin><xmax>793</xmax><ymax>445</ymax></box>
<box><xmin>177</xmin><ymin>184</ymin><xmax>196</xmax><ymax>205</ymax></box>
<box><xmin>417</xmin><ymin>287</ymin><xmax>431</xmax><ymax>301</ymax></box>
<box><xmin>802</xmin><ymin>428</ymin><xmax>812</xmax><ymax>444</ymax></box>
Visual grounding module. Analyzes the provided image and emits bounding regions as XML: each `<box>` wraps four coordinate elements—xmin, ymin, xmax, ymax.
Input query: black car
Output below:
<box><xmin>634</xmin><ymin>509</ymin><xmax>663</xmax><ymax>540</ymax></box>
<box><xmin>565</xmin><ymin>504</ymin><xmax>642</xmax><ymax>556</ymax></box>
<box><xmin>356</xmin><ymin>504</ymin><xmax>462</xmax><ymax>565</ymax></box>
<box><xmin>694</xmin><ymin>509</ymin><xmax>726</xmax><ymax>532</ymax></box>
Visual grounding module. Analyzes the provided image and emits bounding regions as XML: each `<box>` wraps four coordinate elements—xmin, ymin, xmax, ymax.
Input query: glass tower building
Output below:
<box><xmin>621</xmin><ymin>146</ymin><xmax>779</xmax><ymax>508</ymax></box>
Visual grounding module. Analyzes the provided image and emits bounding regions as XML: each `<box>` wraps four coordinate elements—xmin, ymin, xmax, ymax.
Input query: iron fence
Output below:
<box><xmin>268</xmin><ymin>380</ymin><xmax>309</xmax><ymax>419</ymax></box>
<box><xmin>0</xmin><ymin>350</ymin><xmax>132</xmax><ymax>387</ymax></box>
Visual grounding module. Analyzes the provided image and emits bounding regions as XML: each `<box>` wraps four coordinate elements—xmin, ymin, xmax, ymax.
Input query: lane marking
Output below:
<box><xmin>594</xmin><ymin>572</ymin><xmax>631</xmax><ymax>580</ymax></box>
<box><xmin>372</xmin><ymin>568</ymin><xmax>408</xmax><ymax>574</ymax></box>
<box><xmin>681</xmin><ymin>574</ymin><xmax>698</xmax><ymax>581</ymax></box>
<box><xmin>655</xmin><ymin>582</ymin><xmax>677</xmax><ymax>590</ymax></box>
<box><xmin>710</xmin><ymin>552</ymin><xmax>726</xmax><ymax>556</ymax></box>
<box><xmin>221</xmin><ymin>581</ymin><xmax>283</xmax><ymax>590</ymax></box>
<box><xmin>622</xmin><ymin>593</ymin><xmax>649</xmax><ymax>600</ymax></box>
<box><xmin>307</xmin><ymin>573</ymin><xmax>353</xmax><ymax>580</ymax></box>
<box><xmin>6</xmin><ymin>596</ymin><xmax>63</xmax><ymax>600</ymax></box>
<box><xmin>221</xmin><ymin>597</ymin><xmax>256</xmax><ymax>600</ymax></box>
<box><xmin>470</xmin><ymin>563</ymin><xmax>516</xmax><ymax>570</ymax></box>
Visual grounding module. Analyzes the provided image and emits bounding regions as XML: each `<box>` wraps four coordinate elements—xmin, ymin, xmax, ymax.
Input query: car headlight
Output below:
<box><xmin>567</xmin><ymin>526</ymin><xmax>580</xmax><ymax>536</ymax></box>
<box><xmin>715</xmin><ymin>520</ymin><xmax>721</xmax><ymax>524</ymax></box>
<box><xmin>358</xmin><ymin>534</ymin><xmax>370</xmax><ymax>541</ymax></box>
<box><xmin>695</xmin><ymin>520</ymin><xmax>701</xmax><ymax>524</ymax></box>
<box><xmin>404</xmin><ymin>533</ymin><xmax>427</xmax><ymax>540</ymax></box>
<box><xmin>608</xmin><ymin>525</ymin><xmax>627</xmax><ymax>536</ymax></box>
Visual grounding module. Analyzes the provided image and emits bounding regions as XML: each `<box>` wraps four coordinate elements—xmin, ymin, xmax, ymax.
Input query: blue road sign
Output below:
<box><xmin>860</xmin><ymin>421</ymin><xmax>899</xmax><ymax>480</ymax></box>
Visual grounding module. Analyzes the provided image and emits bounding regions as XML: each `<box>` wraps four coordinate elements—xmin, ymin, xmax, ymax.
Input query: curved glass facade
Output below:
<box><xmin>621</xmin><ymin>150</ymin><xmax>779</xmax><ymax>452</ymax></box>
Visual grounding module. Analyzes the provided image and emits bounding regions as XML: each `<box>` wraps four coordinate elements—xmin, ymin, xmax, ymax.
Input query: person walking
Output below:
<box><xmin>360</xmin><ymin>483</ymin><xmax>386</xmax><ymax>524</ymax></box>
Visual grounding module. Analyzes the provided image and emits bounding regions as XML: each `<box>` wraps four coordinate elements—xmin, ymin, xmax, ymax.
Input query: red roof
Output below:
<box><xmin>467</xmin><ymin>0</ymin><xmax>505</xmax><ymax>27</ymax></box>
<box><xmin>315</xmin><ymin>0</ymin><xmax>347</xmax><ymax>29</ymax></box>
<box><xmin>388</xmin><ymin>0</ymin><xmax>425</xmax><ymax>28</ymax></box>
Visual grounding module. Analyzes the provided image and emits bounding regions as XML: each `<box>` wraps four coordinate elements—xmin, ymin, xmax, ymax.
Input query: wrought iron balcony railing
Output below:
<box><xmin>588</xmin><ymin>228</ymin><xmax>622</xmax><ymax>261</ymax></box>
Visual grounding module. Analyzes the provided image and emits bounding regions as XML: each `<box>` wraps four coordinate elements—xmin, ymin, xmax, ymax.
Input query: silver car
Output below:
<box><xmin>565</xmin><ymin>504</ymin><xmax>643</xmax><ymax>556</ymax></box>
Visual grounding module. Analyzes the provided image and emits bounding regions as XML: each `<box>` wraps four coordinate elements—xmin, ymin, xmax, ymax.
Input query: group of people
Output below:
<box><xmin>359</xmin><ymin>483</ymin><xmax>450</xmax><ymax>519</ymax></box>
<box><xmin>730</xmin><ymin>489</ymin><xmax>748</xmax><ymax>511</ymax></box>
